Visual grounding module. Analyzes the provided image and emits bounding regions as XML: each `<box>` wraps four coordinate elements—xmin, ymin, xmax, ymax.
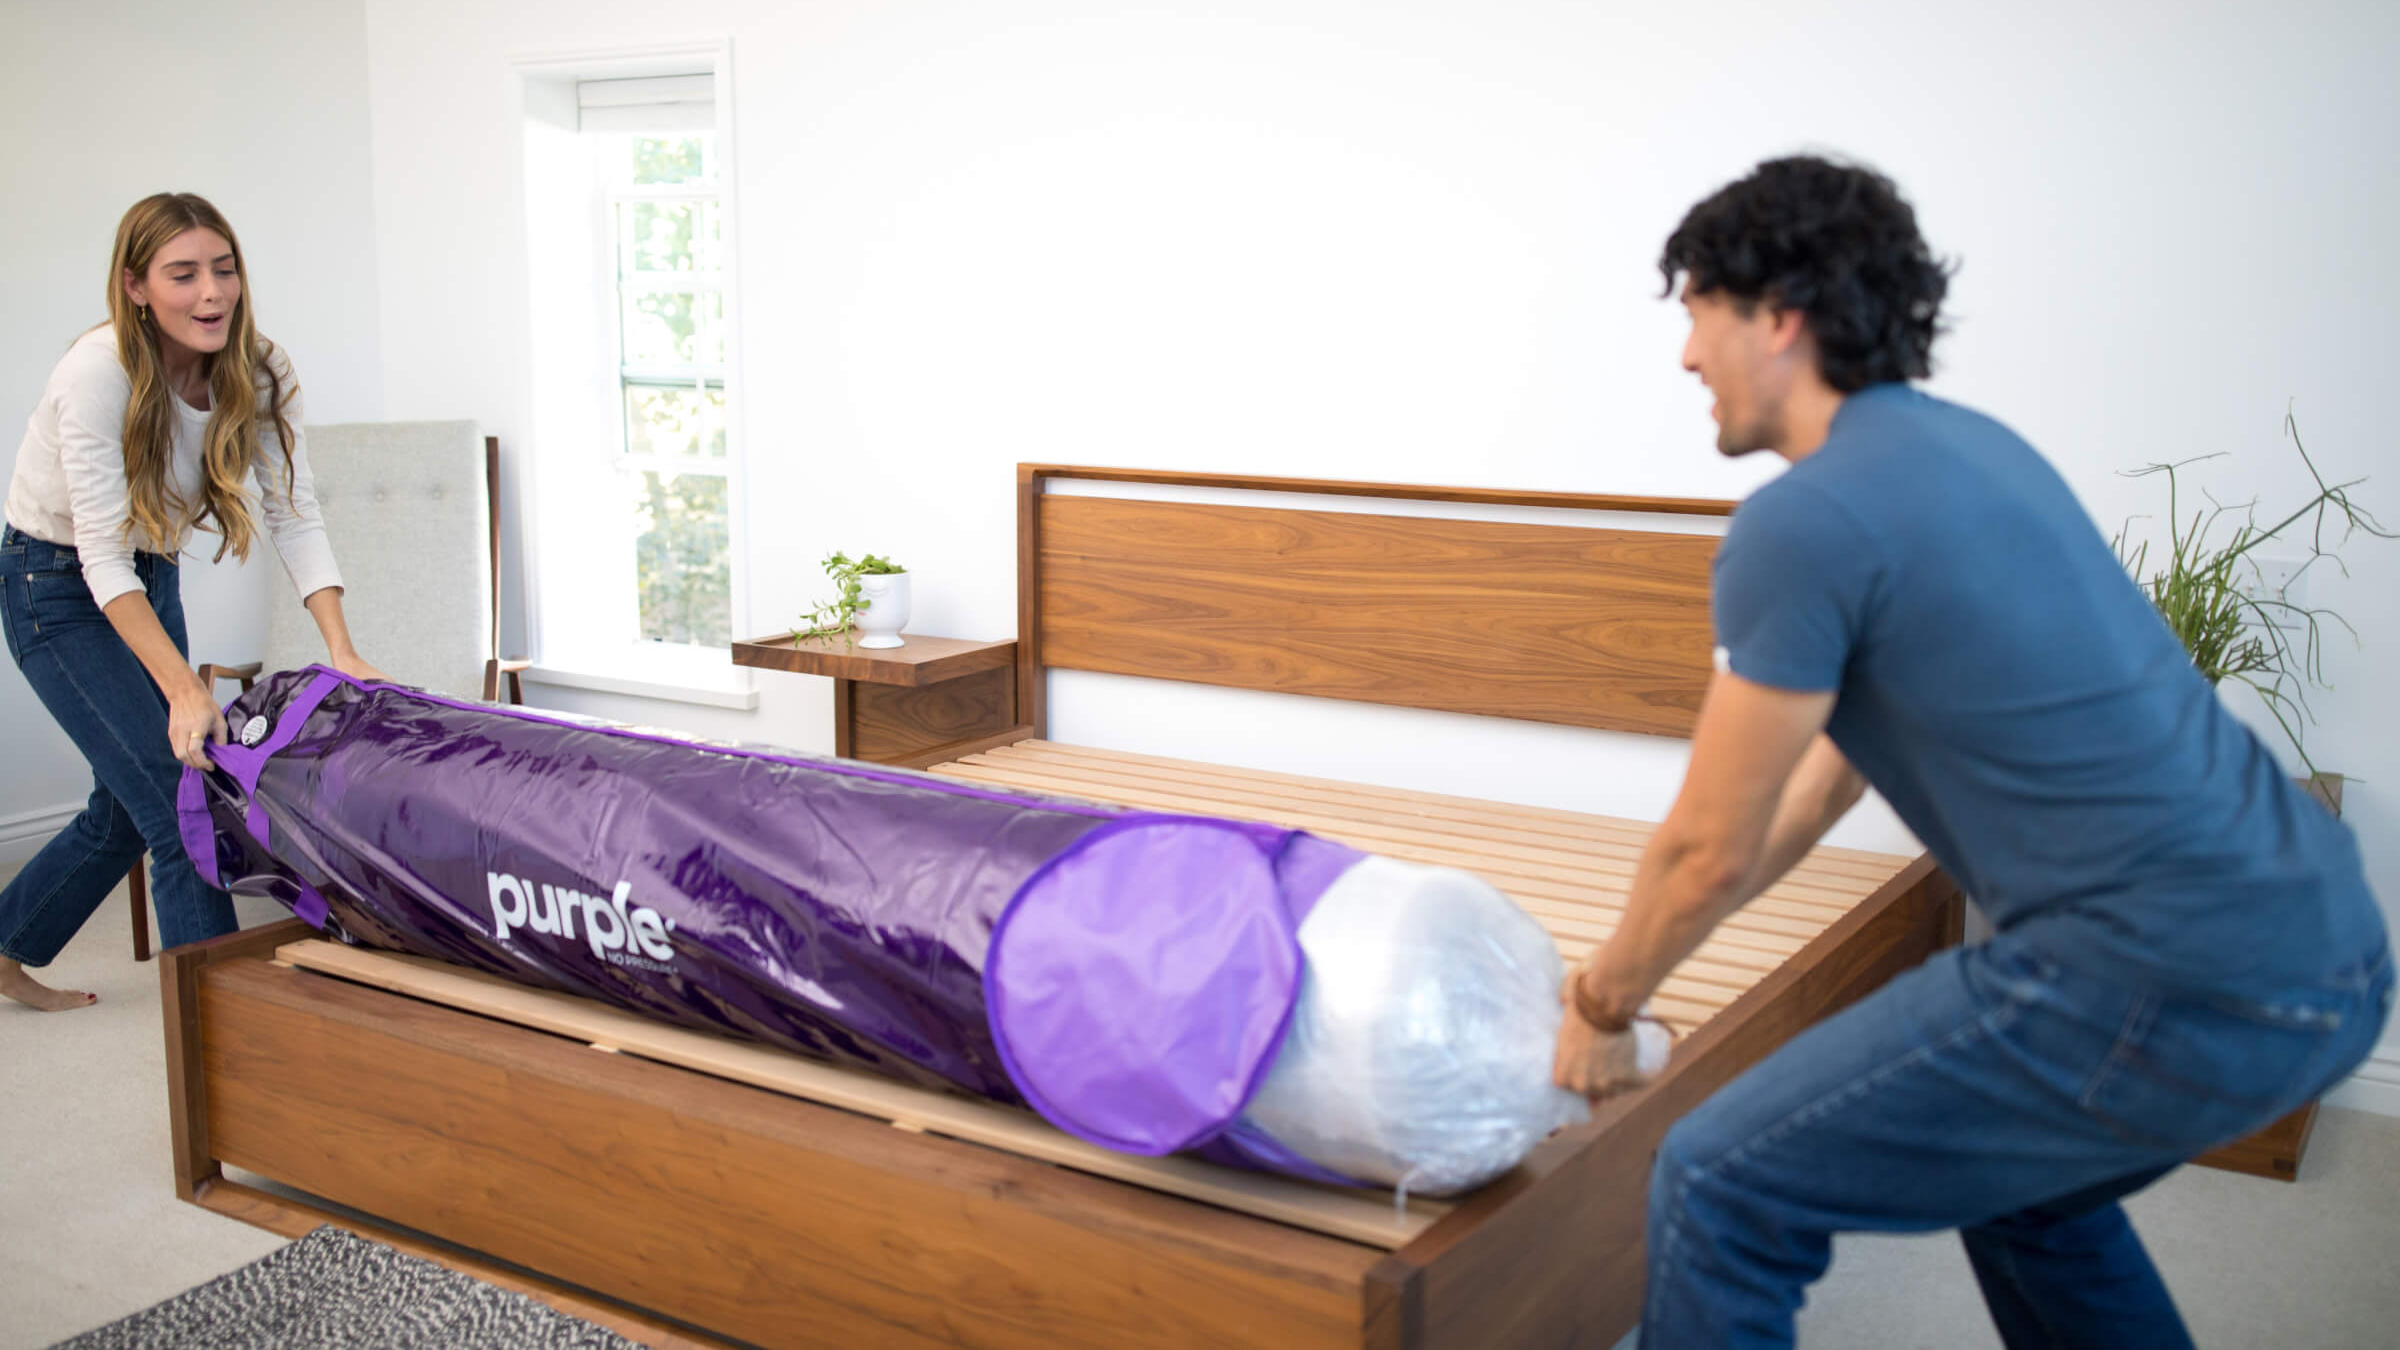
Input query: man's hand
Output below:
<box><xmin>1553</xmin><ymin>974</ymin><xmax>1656</xmax><ymax>1100</ymax></box>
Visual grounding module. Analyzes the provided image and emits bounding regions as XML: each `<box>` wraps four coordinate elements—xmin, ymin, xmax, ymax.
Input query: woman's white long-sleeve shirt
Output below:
<box><xmin>5</xmin><ymin>327</ymin><xmax>343</xmax><ymax>609</ymax></box>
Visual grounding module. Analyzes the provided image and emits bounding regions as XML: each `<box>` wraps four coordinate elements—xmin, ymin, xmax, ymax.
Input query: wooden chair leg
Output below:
<box><xmin>130</xmin><ymin>859</ymin><xmax>152</xmax><ymax>962</ymax></box>
<box><xmin>483</xmin><ymin>659</ymin><xmax>529</xmax><ymax>705</ymax></box>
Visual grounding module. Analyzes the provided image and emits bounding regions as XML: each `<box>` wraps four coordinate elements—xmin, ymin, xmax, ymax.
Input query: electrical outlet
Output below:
<box><xmin>2239</xmin><ymin>554</ymin><xmax>2307</xmax><ymax>630</ymax></box>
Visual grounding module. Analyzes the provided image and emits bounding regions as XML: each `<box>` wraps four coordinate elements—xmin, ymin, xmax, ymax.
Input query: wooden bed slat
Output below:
<box><xmin>931</xmin><ymin>760</ymin><xmax>1859</xmax><ymax>929</ymax></box>
<box><xmin>926</xmin><ymin>740</ymin><xmax>1912</xmax><ymax>1040</ymax></box>
<box><xmin>273</xmin><ymin>939</ymin><xmax>1447</xmax><ymax>1250</ymax></box>
<box><xmin>933</xmin><ymin>760</ymin><xmax>1803</xmax><ymax>1011</ymax></box>
<box><xmin>968</xmin><ymin>741</ymin><xmax>1906</xmax><ymax>901</ymax></box>
<box><xmin>929</xmin><ymin>746</ymin><xmax>1901</xmax><ymax>988</ymax></box>
<box><xmin>1004</xmin><ymin>740</ymin><xmax>1910</xmax><ymax>873</ymax></box>
<box><xmin>990</xmin><ymin>740</ymin><xmax>1906</xmax><ymax>884</ymax></box>
<box><xmin>974</xmin><ymin>741</ymin><xmax>1920</xmax><ymax>891</ymax></box>
<box><xmin>940</xmin><ymin>754</ymin><xmax>1874</xmax><ymax>913</ymax></box>
<box><xmin>934</xmin><ymin>800</ymin><xmax>1834</xmax><ymax>975</ymax></box>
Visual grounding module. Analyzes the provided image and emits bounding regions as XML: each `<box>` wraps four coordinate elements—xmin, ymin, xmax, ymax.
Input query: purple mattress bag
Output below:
<box><xmin>180</xmin><ymin>667</ymin><xmax>1367</xmax><ymax>1183</ymax></box>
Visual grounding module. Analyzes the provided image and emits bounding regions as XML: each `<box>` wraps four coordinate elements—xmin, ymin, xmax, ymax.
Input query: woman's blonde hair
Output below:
<box><xmin>106</xmin><ymin>192</ymin><xmax>296</xmax><ymax>563</ymax></box>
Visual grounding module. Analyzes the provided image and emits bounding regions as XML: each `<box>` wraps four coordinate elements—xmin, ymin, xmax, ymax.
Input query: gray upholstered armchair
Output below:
<box><xmin>128</xmin><ymin>420</ymin><xmax>525</xmax><ymax>959</ymax></box>
<box><xmin>211</xmin><ymin>420</ymin><xmax>525</xmax><ymax>702</ymax></box>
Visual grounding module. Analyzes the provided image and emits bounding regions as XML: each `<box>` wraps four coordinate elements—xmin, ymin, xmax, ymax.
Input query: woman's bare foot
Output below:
<box><xmin>0</xmin><ymin>958</ymin><xmax>97</xmax><ymax>1011</ymax></box>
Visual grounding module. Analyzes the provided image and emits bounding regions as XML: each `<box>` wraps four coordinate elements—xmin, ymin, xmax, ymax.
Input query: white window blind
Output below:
<box><xmin>577</xmin><ymin>74</ymin><xmax>715</xmax><ymax>133</ymax></box>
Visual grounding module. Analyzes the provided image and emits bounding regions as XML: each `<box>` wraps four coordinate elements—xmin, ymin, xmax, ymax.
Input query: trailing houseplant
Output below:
<box><xmin>792</xmin><ymin>551</ymin><xmax>907</xmax><ymax>644</ymax></box>
<box><xmin>2113</xmin><ymin>409</ymin><xmax>2392</xmax><ymax>784</ymax></box>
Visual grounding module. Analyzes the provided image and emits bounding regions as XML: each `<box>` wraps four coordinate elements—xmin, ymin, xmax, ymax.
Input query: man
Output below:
<box><xmin>1552</xmin><ymin>156</ymin><xmax>2390</xmax><ymax>1349</ymax></box>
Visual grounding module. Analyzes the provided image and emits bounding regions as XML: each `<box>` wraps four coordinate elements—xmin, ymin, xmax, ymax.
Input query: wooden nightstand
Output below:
<box><xmin>730</xmin><ymin>631</ymin><xmax>1027</xmax><ymax>766</ymax></box>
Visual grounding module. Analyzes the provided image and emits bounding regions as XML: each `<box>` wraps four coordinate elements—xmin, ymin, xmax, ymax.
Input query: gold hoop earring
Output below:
<box><xmin>136</xmin><ymin>305</ymin><xmax>148</xmax><ymax>324</ymax></box>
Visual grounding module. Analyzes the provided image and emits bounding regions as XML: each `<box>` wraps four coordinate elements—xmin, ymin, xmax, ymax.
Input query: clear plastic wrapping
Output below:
<box><xmin>1238</xmin><ymin>857</ymin><xmax>1599</xmax><ymax>1196</ymax></box>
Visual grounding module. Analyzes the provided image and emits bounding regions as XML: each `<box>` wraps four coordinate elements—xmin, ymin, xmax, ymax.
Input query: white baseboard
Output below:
<box><xmin>2325</xmin><ymin>1046</ymin><xmax>2400</xmax><ymax>1119</ymax></box>
<box><xmin>0</xmin><ymin>801</ymin><xmax>80</xmax><ymax>868</ymax></box>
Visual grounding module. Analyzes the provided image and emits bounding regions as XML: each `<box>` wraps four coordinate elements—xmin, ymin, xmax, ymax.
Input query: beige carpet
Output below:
<box><xmin>1</xmin><ymin>867</ymin><xmax>289</xmax><ymax>1349</ymax></box>
<box><xmin>1785</xmin><ymin>1106</ymin><xmax>2400</xmax><ymax>1349</ymax></box>
<box><xmin>5</xmin><ymin>861</ymin><xmax>2396</xmax><ymax>1349</ymax></box>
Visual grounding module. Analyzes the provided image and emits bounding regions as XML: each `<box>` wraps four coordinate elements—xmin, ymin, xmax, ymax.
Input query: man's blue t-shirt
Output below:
<box><xmin>1712</xmin><ymin>383</ymin><xmax>2382</xmax><ymax>997</ymax></box>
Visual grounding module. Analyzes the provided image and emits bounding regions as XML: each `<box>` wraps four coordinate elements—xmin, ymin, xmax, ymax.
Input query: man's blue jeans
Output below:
<box><xmin>0</xmin><ymin>524</ymin><xmax>236</xmax><ymax>964</ymax></box>
<box><xmin>1642</xmin><ymin>930</ymin><xmax>2394</xmax><ymax>1348</ymax></box>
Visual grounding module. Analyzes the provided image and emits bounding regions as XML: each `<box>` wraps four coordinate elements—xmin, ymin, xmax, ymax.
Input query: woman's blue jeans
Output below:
<box><xmin>1641</xmin><ymin>930</ymin><xmax>2393</xmax><ymax>1348</ymax></box>
<box><xmin>0</xmin><ymin>523</ymin><xmax>237</xmax><ymax>963</ymax></box>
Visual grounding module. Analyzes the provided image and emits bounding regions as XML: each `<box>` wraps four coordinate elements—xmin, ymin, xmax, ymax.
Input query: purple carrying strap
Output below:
<box><xmin>176</xmin><ymin>669</ymin><xmax>341</xmax><ymax>919</ymax></box>
<box><xmin>174</xmin><ymin>770</ymin><xmax>218</xmax><ymax>889</ymax></box>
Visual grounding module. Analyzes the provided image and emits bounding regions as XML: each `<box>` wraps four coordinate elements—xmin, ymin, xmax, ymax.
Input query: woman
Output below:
<box><xmin>1</xmin><ymin>192</ymin><xmax>385</xmax><ymax>1010</ymax></box>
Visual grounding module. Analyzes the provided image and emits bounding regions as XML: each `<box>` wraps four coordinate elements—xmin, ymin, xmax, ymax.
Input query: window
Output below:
<box><xmin>604</xmin><ymin>129</ymin><xmax>731</xmax><ymax>648</ymax></box>
<box><xmin>517</xmin><ymin>55</ymin><xmax>746</xmax><ymax>691</ymax></box>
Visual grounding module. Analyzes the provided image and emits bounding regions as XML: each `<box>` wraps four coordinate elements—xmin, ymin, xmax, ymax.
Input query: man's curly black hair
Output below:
<box><xmin>1659</xmin><ymin>156</ymin><xmax>1954</xmax><ymax>393</ymax></box>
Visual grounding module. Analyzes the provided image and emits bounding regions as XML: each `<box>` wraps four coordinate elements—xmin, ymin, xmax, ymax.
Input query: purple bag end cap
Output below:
<box><xmin>985</xmin><ymin>817</ymin><xmax>1305</xmax><ymax>1156</ymax></box>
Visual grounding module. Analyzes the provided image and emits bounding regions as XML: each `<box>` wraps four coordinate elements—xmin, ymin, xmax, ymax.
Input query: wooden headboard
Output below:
<box><xmin>1014</xmin><ymin>465</ymin><xmax>1735</xmax><ymax>741</ymax></box>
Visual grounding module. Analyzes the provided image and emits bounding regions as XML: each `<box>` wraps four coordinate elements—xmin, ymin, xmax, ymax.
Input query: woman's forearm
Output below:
<box><xmin>301</xmin><ymin>585</ymin><xmax>358</xmax><ymax>661</ymax></box>
<box><xmin>301</xmin><ymin>586</ymin><xmax>389</xmax><ymax>683</ymax></box>
<box><xmin>102</xmin><ymin>591</ymin><xmax>207</xmax><ymax>701</ymax></box>
<box><xmin>103</xmin><ymin>590</ymin><xmax>226</xmax><ymax>767</ymax></box>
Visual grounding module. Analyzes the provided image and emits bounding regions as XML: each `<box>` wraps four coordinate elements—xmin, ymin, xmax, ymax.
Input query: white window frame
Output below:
<box><xmin>510</xmin><ymin>40</ymin><xmax>754</xmax><ymax>706</ymax></box>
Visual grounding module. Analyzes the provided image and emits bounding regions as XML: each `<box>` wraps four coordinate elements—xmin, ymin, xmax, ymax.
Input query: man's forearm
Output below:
<box><xmin>1733</xmin><ymin>743</ymin><xmax>1864</xmax><ymax>903</ymax></box>
<box><xmin>1578</xmin><ymin>739</ymin><xmax>1863</xmax><ymax>1024</ymax></box>
<box><xmin>1576</xmin><ymin>834</ymin><xmax>1757</xmax><ymax>1027</ymax></box>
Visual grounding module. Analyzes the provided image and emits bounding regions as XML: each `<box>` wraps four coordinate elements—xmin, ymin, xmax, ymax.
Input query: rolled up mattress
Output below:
<box><xmin>182</xmin><ymin>667</ymin><xmax>1595</xmax><ymax>1194</ymax></box>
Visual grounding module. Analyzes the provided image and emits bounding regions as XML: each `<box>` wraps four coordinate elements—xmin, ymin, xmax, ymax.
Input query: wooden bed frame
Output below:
<box><xmin>160</xmin><ymin>465</ymin><xmax>1962</xmax><ymax>1348</ymax></box>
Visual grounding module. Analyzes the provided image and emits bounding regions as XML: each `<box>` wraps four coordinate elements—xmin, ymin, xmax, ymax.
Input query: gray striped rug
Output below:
<box><xmin>50</xmin><ymin>1225</ymin><xmax>643</xmax><ymax>1349</ymax></box>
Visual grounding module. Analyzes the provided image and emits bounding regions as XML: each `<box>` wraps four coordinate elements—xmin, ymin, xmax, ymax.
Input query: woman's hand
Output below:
<box><xmin>169</xmin><ymin>680</ymin><xmax>229</xmax><ymax>770</ymax></box>
<box><xmin>303</xmin><ymin>589</ymin><xmax>388</xmax><ymax>684</ymax></box>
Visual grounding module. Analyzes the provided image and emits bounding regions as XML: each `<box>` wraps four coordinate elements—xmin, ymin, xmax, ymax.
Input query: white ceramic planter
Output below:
<box><xmin>855</xmin><ymin>571</ymin><xmax>910</xmax><ymax>648</ymax></box>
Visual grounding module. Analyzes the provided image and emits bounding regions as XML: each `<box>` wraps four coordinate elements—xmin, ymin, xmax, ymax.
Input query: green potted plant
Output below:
<box><xmin>2115</xmin><ymin>408</ymin><xmax>2392</xmax><ymax>803</ymax></box>
<box><xmin>793</xmin><ymin>552</ymin><xmax>908</xmax><ymax>648</ymax></box>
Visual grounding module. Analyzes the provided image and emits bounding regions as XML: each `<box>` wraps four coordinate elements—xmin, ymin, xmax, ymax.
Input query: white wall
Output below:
<box><xmin>0</xmin><ymin>0</ymin><xmax>385</xmax><ymax>863</ymax></box>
